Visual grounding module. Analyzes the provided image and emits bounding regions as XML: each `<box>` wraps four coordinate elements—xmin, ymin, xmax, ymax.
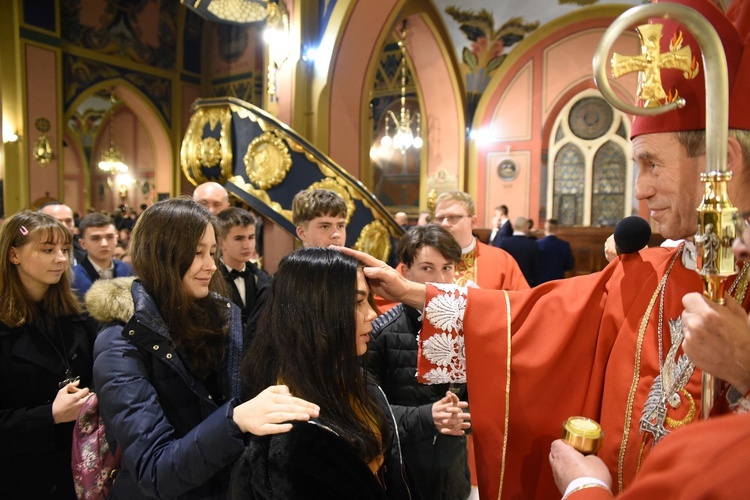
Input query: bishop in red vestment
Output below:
<box><xmin>343</xmin><ymin>0</ymin><xmax>750</xmax><ymax>497</ymax></box>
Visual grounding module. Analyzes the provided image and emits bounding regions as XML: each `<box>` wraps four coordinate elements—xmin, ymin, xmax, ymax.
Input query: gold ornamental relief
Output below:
<box><xmin>181</xmin><ymin>106</ymin><xmax>233</xmax><ymax>185</ymax></box>
<box><xmin>229</xmin><ymin>175</ymin><xmax>293</xmax><ymax>222</ymax></box>
<box><xmin>309</xmin><ymin>178</ymin><xmax>355</xmax><ymax>224</ymax></box>
<box><xmin>354</xmin><ymin>220</ymin><xmax>392</xmax><ymax>262</ymax></box>
<box><xmin>199</xmin><ymin>137</ymin><xmax>222</xmax><ymax>167</ymax></box>
<box><xmin>244</xmin><ymin>131</ymin><xmax>293</xmax><ymax>190</ymax></box>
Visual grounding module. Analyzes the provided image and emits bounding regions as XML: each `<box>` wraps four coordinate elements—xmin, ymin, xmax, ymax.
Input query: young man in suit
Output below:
<box><xmin>536</xmin><ymin>218</ymin><xmax>575</xmax><ymax>284</ymax></box>
<box><xmin>216</xmin><ymin>208</ymin><xmax>270</xmax><ymax>328</ymax></box>
<box><xmin>499</xmin><ymin>216</ymin><xmax>539</xmax><ymax>286</ymax></box>
<box><xmin>72</xmin><ymin>212</ymin><xmax>134</xmax><ymax>298</ymax></box>
<box><xmin>488</xmin><ymin>205</ymin><xmax>512</xmax><ymax>247</ymax></box>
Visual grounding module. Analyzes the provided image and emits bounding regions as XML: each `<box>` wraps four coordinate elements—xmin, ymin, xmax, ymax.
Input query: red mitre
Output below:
<box><xmin>630</xmin><ymin>0</ymin><xmax>750</xmax><ymax>138</ymax></box>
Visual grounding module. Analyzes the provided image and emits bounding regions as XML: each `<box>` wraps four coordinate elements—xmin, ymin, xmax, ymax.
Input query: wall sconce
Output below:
<box><xmin>2</xmin><ymin>119</ymin><xmax>19</xmax><ymax>143</ymax></box>
<box><xmin>264</xmin><ymin>1</ymin><xmax>290</xmax><ymax>100</ymax></box>
<box><xmin>115</xmin><ymin>173</ymin><xmax>136</xmax><ymax>199</ymax></box>
<box><xmin>32</xmin><ymin>117</ymin><xmax>54</xmax><ymax>165</ymax></box>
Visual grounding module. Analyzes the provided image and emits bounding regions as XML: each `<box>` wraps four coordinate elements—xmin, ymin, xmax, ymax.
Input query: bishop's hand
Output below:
<box><xmin>335</xmin><ymin>246</ymin><xmax>426</xmax><ymax>310</ymax></box>
<box><xmin>682</xmin><ymin>292</ymin><xmax>750</xmax><ymax>394</ymax></box>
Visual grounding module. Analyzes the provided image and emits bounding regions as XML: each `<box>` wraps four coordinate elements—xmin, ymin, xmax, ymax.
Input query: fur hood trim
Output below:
<box><xmin>85</xmin><ymin>276</ymin><xmax>135</xmax><ymax>324</ymax></box>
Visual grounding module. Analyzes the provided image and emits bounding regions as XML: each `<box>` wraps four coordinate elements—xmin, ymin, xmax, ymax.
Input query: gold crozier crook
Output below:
<box><xmin>593</xmin><ymin>3</ymin><xmax>737</xmax><ymax>420</ymax></box>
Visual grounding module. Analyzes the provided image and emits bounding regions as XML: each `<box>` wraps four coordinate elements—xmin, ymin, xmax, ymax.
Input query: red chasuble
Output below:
<box><xmin>568</xmin><ymin>412</ymin><xmax>750</xmax><ymax>500</ymax></box>
<box><xmin>417</xmin><ymin>245</ymin><xmax>750</xmax><ymax>499</ymax></box>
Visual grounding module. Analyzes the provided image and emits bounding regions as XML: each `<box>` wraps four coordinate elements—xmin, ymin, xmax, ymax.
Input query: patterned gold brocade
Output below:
<box><xmin>455</xmin><ymin>247</ymin><xmax>477</xmax><ymax>286</ymax></box>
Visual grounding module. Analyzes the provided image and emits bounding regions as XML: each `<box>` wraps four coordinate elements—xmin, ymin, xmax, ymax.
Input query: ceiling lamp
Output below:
<box><xmin>381</xmin><ymin>21</ymin><xmax>423</xmax><ymax>154</ymax></box>
<box><xmin>181</xmin><ymin>0</ymin><xmax>269</xmax><ymax>24</ymax></box>
<box><xmin>98</xmin><ymin>90</ymin><xmax>129</xmax><ymax>177</ymax></box>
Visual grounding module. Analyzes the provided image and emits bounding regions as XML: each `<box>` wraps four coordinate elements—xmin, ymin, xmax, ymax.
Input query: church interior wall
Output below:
<box><xmin>406</xmin><ymin>14</ymin><xmax>465</xmax><ymax>194</ymax></box>
<box><xmin>25</xmin><ymin>42</ymin><xmax>61</xmax><ymax>206</ymax></box>
<box><xmin>327</xmin><ymin>0</ymin><xmax>400</xmax><ymax>180</ymax></box>
<box><xmin>472</xmin><ymin>6</ymin><xmax>638</xmax><ymax>227</ymax></box>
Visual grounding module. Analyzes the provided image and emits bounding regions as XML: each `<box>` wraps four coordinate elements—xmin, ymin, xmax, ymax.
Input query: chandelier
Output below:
<box><xmin>98</xmin><ymin>90</ymin><xmax>129</xmax><ymax>177</ymax></box>
<box><xmin>381</xmin><ymin>21</ymin><xmax>423</xmax><ymax>154</ymax></box>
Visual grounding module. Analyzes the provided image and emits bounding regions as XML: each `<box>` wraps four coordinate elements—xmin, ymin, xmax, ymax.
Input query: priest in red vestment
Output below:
<box><xmin>342</xmin><ymin>1</ymin><xmax>750</xmax><ymax>498</ymax></box>
<box><xmin>433</xmin><ymin>191</ymin><xmax>529</xmax><ymax>291</ymax></box>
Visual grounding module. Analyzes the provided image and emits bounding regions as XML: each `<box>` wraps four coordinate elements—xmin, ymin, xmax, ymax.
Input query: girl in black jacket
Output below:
<box><xmin>231</xmin><ymin>248</ymin><xmax>413</xmax><ymax>499</ymax></box>
<box><xmin>0</xmin><ymin>210</ymin><xmax>96</xmax><ymax>499</ymax></box>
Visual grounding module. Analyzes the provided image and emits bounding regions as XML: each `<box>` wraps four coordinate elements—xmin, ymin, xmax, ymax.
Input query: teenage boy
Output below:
<box><xmin>292</xmin><ymin>189</ymin><xmax>347</xmax><ymax>247</ymax></box>
<box><xmin>72</xmin><ymin>212</ymin><xmax>134</xmax><ymax>298</ymax></box>
<box><xmin>368</xmin><ymin>223</ymin><xmax>472</xmax><ymax>500</ymax></box>
<box><xmin>216</xmin><ymin>208</ymin><xmax>270</xmax><ymax>327</ymax></box>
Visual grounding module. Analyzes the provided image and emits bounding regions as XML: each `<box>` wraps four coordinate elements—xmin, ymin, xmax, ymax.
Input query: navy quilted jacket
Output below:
<box><xmin>93</xmin><ymin>280</ymin><xmax>245</xmax><ymax>499</ymax></box>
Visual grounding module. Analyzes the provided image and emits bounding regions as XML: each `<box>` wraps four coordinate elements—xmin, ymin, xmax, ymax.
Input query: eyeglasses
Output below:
<box><xmin>732</xmin><ymin>211</ymin><xmax>750</xmax><ymax>245</ymax></box>
<box><xmin>434</xmin><ymin>215</ymin><xmax>470</xmax><ymax>224</ymax></box>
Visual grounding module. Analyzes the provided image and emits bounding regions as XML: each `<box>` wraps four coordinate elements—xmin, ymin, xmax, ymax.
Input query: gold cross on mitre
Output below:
<box><xmin>611</xmin><ymin>23</ymin><xmax>699</xmax><ymax>107</ymax></box>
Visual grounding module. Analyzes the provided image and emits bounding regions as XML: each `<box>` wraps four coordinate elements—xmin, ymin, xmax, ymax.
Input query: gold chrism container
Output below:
<box><xmin>562</xmin><ymin>416</ymin><xmax>604</xmax><ymax>455</ymax></box>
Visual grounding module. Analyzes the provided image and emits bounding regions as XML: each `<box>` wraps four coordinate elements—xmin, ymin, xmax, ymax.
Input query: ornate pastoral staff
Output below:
<box><xmin>593</xmin><ymin>3</ymin><xmax>737</xmax><ymax>419</ymax></box>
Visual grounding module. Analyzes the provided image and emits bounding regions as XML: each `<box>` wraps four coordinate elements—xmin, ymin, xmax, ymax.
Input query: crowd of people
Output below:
<box><xmin>2</xmin><ymin>0</ymin><xmax>750</xmax><ymax>499</ymax></box>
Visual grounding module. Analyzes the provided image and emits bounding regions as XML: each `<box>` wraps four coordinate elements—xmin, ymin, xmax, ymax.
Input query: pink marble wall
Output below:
<box><xmin>408</xmin><ymin>15</ymin><xmax>463</xmax><ymax>181</ymax></box>
<box><xmin>328</xmin><ymin>0</ymin><xmax>398</xmax><ymax>178</ymax></box>
<box><xmin>328</xmin><ymin>3</ymin><xmax>463</xmax><ymax>186</ymax></box>
<box><xmin>92</xmin><ymin>107</ymin><xmax>155</xmax><ymax>213</ymax></box>
<box><xmin>25</xmin><ymin>45</ymin><xmax>59</xmax><ymax>204</ymax></box>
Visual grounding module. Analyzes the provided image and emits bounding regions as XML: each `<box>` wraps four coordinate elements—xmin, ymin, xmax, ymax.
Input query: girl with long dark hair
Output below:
<box><xmin>92</xmin><ymin>198</ymin><xmax>319</xmax><ymax>499</ymax></box>
<box><xmin>231</xmin><ymin>247</ymin><xmax>413</xmax><ymax>499</ymax></box>
<box><xmin>0</xmin><ymin>211</ymin><xmax>96</xmax><ymax>498</ymax></box>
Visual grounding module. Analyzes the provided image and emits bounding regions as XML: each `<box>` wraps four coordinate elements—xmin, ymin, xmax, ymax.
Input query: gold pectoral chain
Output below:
<box><xmin>617</xmin><ymin>248</ymin><xmax>681</xmax><ymax>493</ymax></box>
<box><xmin>618</xmin><ymin>255</ymin><xmax>750</xmax><ymax>492</ymax></box>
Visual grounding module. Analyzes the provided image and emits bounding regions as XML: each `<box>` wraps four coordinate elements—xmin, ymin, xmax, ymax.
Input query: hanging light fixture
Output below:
<box><xmin>98</xmin><ymin>89</ymin><xmax>129</xmax><ymax>177</ymax></box>
<box><xmin>381</xmin><ymin>21</ymin><xmax>423</xmax><ymax>154</ymax></box>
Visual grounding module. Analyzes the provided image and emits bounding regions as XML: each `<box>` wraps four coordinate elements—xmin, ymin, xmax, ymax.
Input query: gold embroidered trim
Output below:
<box><xmin>497</xmin><ymin>290</ymin><xmax>511</xmax><ymax>500</ymax></box>
<box><xmin>562</xmin><ymin>483</ymin><xmax>612</xmax><ymax>500</ymax></box>
<box><xmin>617</xmin><ymin>249</ymin><xmax>682</xmax><ymax>493</ymax></box>
<box><xmin>455</xmin><ymin>247</ymin><xmax>477</xmax><ymax>286</ymax></box>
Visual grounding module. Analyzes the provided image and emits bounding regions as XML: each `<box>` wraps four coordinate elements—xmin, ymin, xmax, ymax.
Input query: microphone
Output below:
<box><xmin>614</xmin><ymin>216</ymin><xmax>651</xmax><ymax>255</ymax></box>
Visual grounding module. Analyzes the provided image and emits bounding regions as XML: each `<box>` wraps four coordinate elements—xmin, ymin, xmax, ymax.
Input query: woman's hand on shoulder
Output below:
<box><xmin>233</xmin><ymin>385</ymin><xmax>320</xmax><ymax>436</ymax></box>
<box><xmin>52</xmin><ymin>379</ymin><xmax>92</xmax><ymax>424</ymax></box>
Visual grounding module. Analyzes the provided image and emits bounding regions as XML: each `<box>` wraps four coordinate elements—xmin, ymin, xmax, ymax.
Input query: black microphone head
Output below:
<box><xmin>614</xmin><ymin>216</ymin><xmax>652</xmax><ymax>255</ymax></box>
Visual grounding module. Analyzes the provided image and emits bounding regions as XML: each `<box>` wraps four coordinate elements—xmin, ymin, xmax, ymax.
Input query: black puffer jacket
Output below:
<box><xmin>91</xmin><ymin>279</ymin><xmax>246</xmax><ymax>499</ymax></box>
<box><xmin>229</xmin><ymin>384</ymin><xmax>413</xmax><ymax>500</ymax></box>
<box><xmin>367</xmin><ymin>305</ymin><xmax>470</xmax><ymax>500</ymax></box>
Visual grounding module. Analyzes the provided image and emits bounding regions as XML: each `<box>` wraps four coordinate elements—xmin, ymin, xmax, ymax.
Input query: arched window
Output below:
<box><xmin>547</xmin><ymin>90</ymin><xmax>632</xmax><ymax>226</ymax></box>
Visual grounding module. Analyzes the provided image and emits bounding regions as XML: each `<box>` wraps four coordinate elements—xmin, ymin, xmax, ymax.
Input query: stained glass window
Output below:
<box><xmin>592</xmin><ymin>141</ymin><xmax>626</xmax><ymax>226</ymax></box>
<box><xmin>547</xmin><ymin>92</ymin><xmax>631</xmax><ymax>226</ymax></box>
<box><xmin>553</xmin><ymin>143</ymin><xmax>585</xmax><ymax>225</ymax></box>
